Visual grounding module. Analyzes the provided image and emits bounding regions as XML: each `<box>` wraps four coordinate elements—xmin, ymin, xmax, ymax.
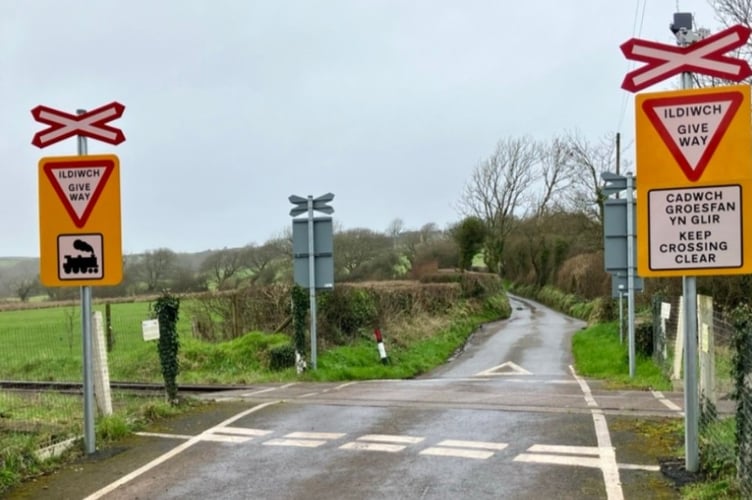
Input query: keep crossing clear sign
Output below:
<box><xmin>635</xmin><ymin>85</ymin><xmax>752</xmax><ymax>277</ymax></box>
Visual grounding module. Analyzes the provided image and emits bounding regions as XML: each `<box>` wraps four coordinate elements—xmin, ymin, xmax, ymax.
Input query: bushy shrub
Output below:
<box><xmin>318</xmin><ymin>287</ymin><xmax>379</xmax><ymax>342</ymax></box>
<box><xmin>555</xmin><ymin>252</ymin><xmax>610</xmax><ymax>299</ymax></box>
<box><xmin>268</xmin><ymin>344</ymin><xmax>296</xmax><ymax>371</ymax></box>
<box><xmin>587</xmin><ymin>297</ymin><xmax>615</xmax><ymax>323</ymax></box>
<box><xmin>635</xmin><ymin>321</ymin><xmax>653</xmax><ymax>357</ymax></box>
<box><xmin>189</xmin><ymin>284</ymin><xmax>292</xmax><ymax>341</ymax></box>
<box><xmin>419</xmin><ymin>271</ymin><xmax>503</xmax><ymax>299</ymax></box>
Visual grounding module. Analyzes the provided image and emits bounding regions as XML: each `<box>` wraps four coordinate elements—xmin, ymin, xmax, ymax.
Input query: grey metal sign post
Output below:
<box><xmin>602</xmin><ymin>171</ymin><xmax>638</xmax><ymax>377</ymax></box>
<box><xmin>32</xmin><ymin>102</ymin><xmax>126</xmax><ymax>455</ymax></box>
<box><xmin>289</xmin><ymin>193</ymin><xmax>334</xmax><ymax>369</ymax></box>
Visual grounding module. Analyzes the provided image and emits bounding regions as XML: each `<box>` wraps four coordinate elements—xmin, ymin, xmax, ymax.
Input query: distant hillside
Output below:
<box><xmin>0</xmin><ymin>257</ymin><xmax>37</xmax><ymax>268</ymax></box>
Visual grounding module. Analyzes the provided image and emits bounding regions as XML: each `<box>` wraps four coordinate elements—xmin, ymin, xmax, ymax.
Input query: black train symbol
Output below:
<box><xmin>62</xmin><ymin>239</ymin><xmax>99</xmax><ymax>274</ymax></box>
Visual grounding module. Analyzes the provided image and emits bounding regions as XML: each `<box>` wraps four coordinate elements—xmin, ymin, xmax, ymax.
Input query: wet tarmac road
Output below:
<box><xmin>7</xmin><ymin>296</ymin><xmax>683</xmax><ymax>499</ymax></box>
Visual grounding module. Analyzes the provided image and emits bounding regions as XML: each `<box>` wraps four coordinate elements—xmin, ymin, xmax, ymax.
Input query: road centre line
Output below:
<box><xmin>84</xmin><ymin>401</ymin><xmax>281</xmax><ymax>500</ymax></box>
<box><xmin>569</xmin><ymin>366</ymin><xmax>624</xmax><ymax>500</ymax></box>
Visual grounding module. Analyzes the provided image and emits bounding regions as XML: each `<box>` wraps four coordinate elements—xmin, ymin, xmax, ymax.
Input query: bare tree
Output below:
<box><xmin>385</xmin><ymin>218</ymin><xmax>405</xmax><ymax>249</ymax></box>
<box><xmin>565</xmin><ymin>131</ymin><xmax>619</xmax><ymax>226</ymax></box>
<box><xmin>334</xmin><ymin>228</ymin><xmax>392</xmax><ymax>280</ymax></box>
<box><xmin>201</xmin><ymin>247</ymin><xmax>243</xmax><ymax>290</ymax></box>
<box><xmin>138</xmin><ymin>248</ymin><xmax>178</xmax><ymax>292</ymax></box>
<box><xmin>458</xmin><ymin>136</ymin><xmax>538</xmax><ymax>273</ymax></box>
<box><xmin>12</xmin><ymin>276</ymin><xmax>38</xmax><ymax>302</ymax></box>
<box><xmin>531</xmin><ymin>136</ymin><xmax>576</xmax><ymax>218</ymax></box>
<box><xmin>712</xmin><ymin>0</ymin><xmax>752</xmax><ymax>38</ymax></box>
<box><xmin>241</xmin><ymin>239</ymin><xmax>288</xmax><ymax>285</ymax></box>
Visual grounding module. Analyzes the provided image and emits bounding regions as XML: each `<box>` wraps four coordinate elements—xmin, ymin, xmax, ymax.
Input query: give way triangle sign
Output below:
<box><xmin>42</xmin><ymin>156</ymin><xmax>115</xmax><ymax>228</ymax></box>
<box><xmin>642</xmin><ymin>90</ymin><xmax>743</xmax><ymax>182</ymax></box>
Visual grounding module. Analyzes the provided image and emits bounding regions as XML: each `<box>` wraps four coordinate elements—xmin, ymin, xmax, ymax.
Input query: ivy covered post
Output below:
<box><xmin>732</xmin><ymin>304</ymin><xmax>752</xmax><ymax>492</ymax></box>
<box><xmin>154</xmin><ymin>291</ymin><xmax>180</xmax><ymax>404</ymax></box>
<box><xmin>291</xmin><ymin>285</ymin><xmax>309</xmax><ymax>374</ymax></box>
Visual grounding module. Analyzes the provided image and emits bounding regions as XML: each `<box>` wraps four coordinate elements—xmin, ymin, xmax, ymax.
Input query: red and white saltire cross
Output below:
<box><xmin>31</xmin><ymin>101</ymin><xmax>126</xmax><ymax>148</ymax></box>
<box><xmin>621</xmin><ymin>24</ymin><xmax>752</xmax><ymax>93</ymax></box>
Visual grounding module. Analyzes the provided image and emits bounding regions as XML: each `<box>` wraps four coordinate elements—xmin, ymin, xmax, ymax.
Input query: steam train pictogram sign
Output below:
<box><xmin>38</xmin><ymin>155</ymin><xmax>121</xmax><ymax>286</ymax></box>
<box><xmin>57</xmin><ymin>234</ymin><xmax>104</xmax><ymax>281</ymax></box>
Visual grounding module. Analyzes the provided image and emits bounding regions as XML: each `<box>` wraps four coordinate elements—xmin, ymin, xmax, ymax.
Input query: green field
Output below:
<box><xmin>0</xmin><ymin>300</ymin><xmax>188</xmax><ymax>382</ymax></box>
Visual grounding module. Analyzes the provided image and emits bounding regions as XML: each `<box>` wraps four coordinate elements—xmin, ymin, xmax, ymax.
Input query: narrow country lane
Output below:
<box><xmin>8</xmin><ymin>296</ymin><xmax>683</xmax><ymax>500</ymax></box>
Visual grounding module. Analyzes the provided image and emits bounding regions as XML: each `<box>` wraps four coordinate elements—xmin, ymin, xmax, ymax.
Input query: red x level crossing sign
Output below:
<box><xmin>621</xmin><ymin>24</ymin><xmax>752</xmax><ymax>93</ymax></box>
<box><xmin>31</xmin><ymin>101</ymin><xmax>126</xmax><ymax>148</ymax></box>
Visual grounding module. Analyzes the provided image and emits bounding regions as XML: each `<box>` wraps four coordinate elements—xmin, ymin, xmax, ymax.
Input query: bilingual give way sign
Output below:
<box><xmin>635</xmin><ymin>85</ymin><xmax>752</xmax><ymax>277</ymax></box>
<box><xmin>38</xmin><ymin>155</ymin><xmax>122</xmax><ymax>286</ymax></box>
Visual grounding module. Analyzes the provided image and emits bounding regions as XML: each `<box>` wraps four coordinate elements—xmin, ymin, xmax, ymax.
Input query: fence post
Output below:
<box><xmin>105</xmin><ymin>302</ymin><xmax>114</xmax><ymax>352</ymax></box>
<box><xmin>698</xmin><ymin>295</ymin><xmax>715</xmax><ymax>408</ymax></box>
<box><xmin>673</xmin><ymin>296</ymin><xmax>685</xmax><ymax>383</ymax></box>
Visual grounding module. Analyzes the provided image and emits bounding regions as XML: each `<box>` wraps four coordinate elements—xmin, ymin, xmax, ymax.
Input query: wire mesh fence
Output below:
<box><xmin>0</xmin><ymin>300</ymin><xmax>163</xmax><ymax>454</ymax></box>
<box><xmin>651</xmin><ymin>294</ymin><xmax>752</xmax><ymax>497</ymax></box>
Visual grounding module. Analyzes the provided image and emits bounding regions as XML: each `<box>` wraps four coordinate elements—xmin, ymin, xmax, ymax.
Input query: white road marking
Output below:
<box><xmin>299</xmin><ymin>392</ymin><xmax>319</xmax><ymax>398</ymax></box>
<box><xmin>212</xmin><ymin>427</ymin><xmax>273</xmax><ymax>437</ymax></box>
<box><xmin>241</xmin><ymin>383</ymin><xmax>296</xmax><ymax>397</ymax></box>
<box><xmin>515</xmin><ymin>453</ymin><xmax>602</xmax><ymax>468</ymax></box>
<box><xmin>475</xmin><ymin>361</ymin><xmax>532</xmax><ymax>377</ymax></box>
<box><xmin>201</xmin><ymin>434</ymin><xmax>251</xmax><ymax>444</ymax></box>
<box><xmin>420</xmin><ymin>447</ymin><xmax>494</xmax><ymax>459</ymax></box>
<box><xmin>334</xmin><ymin>382</ymin><xmax>358</xmax><ymax>390</ymax></box>
<box><xmin>570</xmin><ymin>365</ymin><xmax>624</xmax><ymax>500</ymax></box>
<box><xmin>284</xmin><ymin>432</ymin><xmax>346</xmax><ymax>440</ymax></box>
<box><xmin>84</xmin><ymin>401</ymin><xmax>281</xmax><ymax>500</ymax></box>
<box><xmin>527</xmin><ymin>444</ymin><xmax>599</xmax><ymax>455</ymax></box>
<box><xmin>357</xmin><ymin>434</ymin><xmax>424</xmax><ymax>444</ymax></box>
<box><xmin>340</xmin><ymin>442</ymin><xmax>406</xmax><ymax>453</ymax></box>
<box><xmin>437</xmin><ymin>439</ymin><xmax>508</xmax><ymax>451</ymax></box>
<box><xmin>651</xmin><ymin>390</ymin><xmax>683</xmax><ymax>413</ymax></box>
<box><xmin>264</xmin><ymin>438</ymin><xmax>327</xmax><ymax>448</ymax></box>
<box><xmin>135</xmin><ymin>432</ymin><xmax>193</xmax><ymax>440</ymax></box>
<box><xmin>501</xmin><ymin>379</ymin><xmax>577</xmax><ymax>384</ymax></box>
<box><xmin>618</xmin><ymin>463</ymin><xmax>661</xmax><ymax>472</ymax></box>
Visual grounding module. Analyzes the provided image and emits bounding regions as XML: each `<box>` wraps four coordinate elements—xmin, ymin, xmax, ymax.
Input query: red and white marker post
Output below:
<box><xmin>374</xmin><ymin>328</ymin><xmax>389</xmax><ymax>365</ymax></box>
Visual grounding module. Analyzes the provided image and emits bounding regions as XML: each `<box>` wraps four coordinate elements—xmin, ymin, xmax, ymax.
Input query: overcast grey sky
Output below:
<box><xmin>0</xmin><ymin>1</ymin><xmax>717</xmax><ymax>257</ymax></box>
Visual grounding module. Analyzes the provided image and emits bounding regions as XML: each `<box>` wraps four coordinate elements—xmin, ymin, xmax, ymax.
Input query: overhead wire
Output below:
<box><xmin>616</xmin><ymin>0</ymin><xmax>648</xmax><ymax>134</ymax></box>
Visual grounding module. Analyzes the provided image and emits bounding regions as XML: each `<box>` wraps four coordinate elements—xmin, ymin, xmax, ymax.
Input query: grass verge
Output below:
<box><xmin>0</xmin><ymin>394</ymin><xmax>209</xmax><ymax>495</ymax></box>
<box><xmin>572</xmin><ymin>321</ymin><xmax>671</xmax><ymax>391</ymax></box>
<box><xmin>572</xmin><ymin>321</ymin><xmax>746</xmax><ymax>498</ymax></box>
